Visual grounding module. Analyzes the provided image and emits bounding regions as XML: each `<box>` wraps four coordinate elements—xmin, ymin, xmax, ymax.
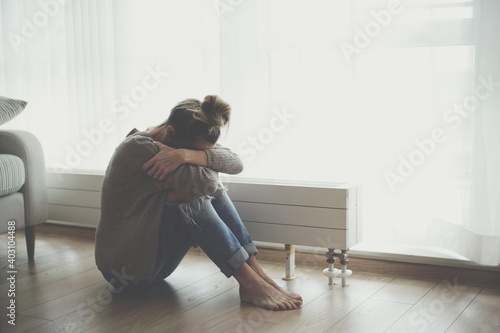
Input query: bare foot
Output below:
<box><xmin>246</xmin><ymin>256</ymin><xmax>303</xmax><ymax>302</ymax></box>
<box><xmin>234</xmin><ymin>262</ymin><xmax>302</xmax><ymax>311</ymax></box>
<box><xmin>239</xmin><ymin>278</ymin><xmax>301</xmax><ymax>311</ymax></box>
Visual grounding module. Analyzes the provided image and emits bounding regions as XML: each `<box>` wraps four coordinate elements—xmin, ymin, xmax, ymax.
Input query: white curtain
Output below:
<box><xmin>461</xmin><ymin>0</ymin><xmax>500</xmax><ymax>264</ymax></box>
<box><xmin>1</xmin><ymin>0</ymin><xmax>498</xmax><ymax>265</ymax></box>
<box><xmin>0</xmin><ymin>0</ymin><xmax>117</xmax><ymax>171</ymax></box>
<box><xmin>0</xmin><ymin>0</ymin><xmax>219</xmax><ymax>171</ymax></box>
<box><xmin>217</xmin><ymin>0</ymin><xmax>500</xmax><ymax>266</ymax></box>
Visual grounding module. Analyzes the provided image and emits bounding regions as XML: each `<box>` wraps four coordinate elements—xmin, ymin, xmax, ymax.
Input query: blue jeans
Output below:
<box><xmin>101</xmin><ymin>188</ymin><xmax>257</xmax><ymax>289</ymax></box>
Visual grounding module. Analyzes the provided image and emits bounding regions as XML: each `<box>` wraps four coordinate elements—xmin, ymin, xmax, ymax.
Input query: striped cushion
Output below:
<box><xmin>0</xmin><ymin>95</ymin><xmax>27</xmax><ymax>126</ymax></box>
<box><xmin>0</xmin><ymin>154</ymin><xmax>25</xmax><ymax>197</ymax></box>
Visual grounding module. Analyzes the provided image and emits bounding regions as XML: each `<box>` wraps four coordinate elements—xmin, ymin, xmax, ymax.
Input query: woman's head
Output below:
<box><xmin>160</xmin><ymin>95</ymin><xmax>231</xmax><ymax>148</ymax></box>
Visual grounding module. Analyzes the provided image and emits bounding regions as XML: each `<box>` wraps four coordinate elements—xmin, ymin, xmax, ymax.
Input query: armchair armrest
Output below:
<box><xmin>0</xmin><ymin>130</ymin><xmax>48</xmax><ymax>227</ymax></box>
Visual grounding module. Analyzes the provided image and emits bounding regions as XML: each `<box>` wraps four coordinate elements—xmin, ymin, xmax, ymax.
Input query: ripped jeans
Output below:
<box><xmin>101</xmin><ymin>188</ymin><xmax>258</xmax><ymax>288</ymax></box>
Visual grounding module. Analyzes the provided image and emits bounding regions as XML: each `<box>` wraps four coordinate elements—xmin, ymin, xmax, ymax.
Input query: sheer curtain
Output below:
<box><xmin>0</xmin><ymin>0</ymin><xmax>218</xmax><ymax>171</ymax></box>
<box><xmin>461</xmin><ymin>0</ymin><xmax>500</xmax><ymax>264</ymax></box>
<box><xmin>1</xmin><ymin>0</ymin><xmax>498</xmax><ymax>265</ymax></box>
<box><xmin>217</xmin><ymin>0</ymin><xmax>500</xmax><ymax>266</ymax></box>
<box><xmin>0</xmin><ymin>0</ymin><xmax>117</xmax><ymax>171</ymax></box>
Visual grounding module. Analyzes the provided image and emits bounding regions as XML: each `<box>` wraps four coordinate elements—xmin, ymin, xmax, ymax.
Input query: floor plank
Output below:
<box><xmin>370</xmin><ymin>277</ymin><xmax>436</xmax><ymax>304</ymax></box>
<box><xmin>1</xmin><ymin>254</ymin><xmax>96</xmax><ymax>297</ymax></box>
<box><xmin>266</xmin><ymin>274</ymin><xmax>393</xmax><ymax>333</ymax></box>
<box><xmin>2</xmin><ymin>226</ymin><xmax>499</xmax><ymax>333</ymax></box>
<box><xmin>0</xmin><ymin>314</ymin><xmax>48</xmax><ymax>333</ymax></box>
<box><xmin>325</xmin><ymin>299</ymin><xmax>413</xmax><ymax>333</ymax></box>
<box><xmin>386</xmin><ymin>280</ymin><xmax>482</xmax><ymax>333</ymax></box>
<box><xmin>204</xmin><ymin>315</ymin><xmax>276</xmax><ymax>333</ymax></box>
<box><xmin>446</xmin><ymin>288</ymin><xmax>500</xmax><ymax>333</ymax></box>
<box><xmin>83</xmin><ymin>262</ymin><xmax>239</xmax><ymax>332</ymax></box>
<box><xmin>19</xmin><ymin>281</ymin><xmax>108</xmax><ymax>321</ymax></box>
<box><xmin>144</xmin><ymin>288</ymin><xmax>242</xmax><ymax>333</ymax></box>
<box><xmin>16</xmin><ymin>268</ymin><xmax>103</xmax><ymax>313</ymax></box>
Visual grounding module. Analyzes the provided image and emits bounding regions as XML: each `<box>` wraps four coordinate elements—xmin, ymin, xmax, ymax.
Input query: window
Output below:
<box><xmin>1</xmin><ymin>0</ymin><xmax>498</xmax><ymax>264</ymax></box>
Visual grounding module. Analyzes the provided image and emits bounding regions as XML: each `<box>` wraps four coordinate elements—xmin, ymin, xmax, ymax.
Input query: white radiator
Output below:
<box><xmin>223</xmin><ymin>177</ymin><xmax>361</xmax><ymax>285</ymax></box>
<box><xmin>46</xmin><ymin>172</ymin><xmax>361</xmax><ymax>285</ymax></box>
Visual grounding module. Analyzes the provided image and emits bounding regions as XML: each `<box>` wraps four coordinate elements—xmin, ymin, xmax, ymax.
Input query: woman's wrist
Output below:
<box><xmin>177</xmin><ymin>149</ymin><xmax>189</xmax><ymax>165</ymax></box>
<box><xmin>180</xmin><ymin>149</ymin><xmax>209</xmax><ymax>167</ymax></box>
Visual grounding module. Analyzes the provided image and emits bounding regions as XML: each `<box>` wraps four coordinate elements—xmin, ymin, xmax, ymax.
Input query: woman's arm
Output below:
<box><xmin>205</xmin><ymin>144</ymin><xmax>244</xmax><ymax>175</ymax></box>
<box><xmin>143</xmin><ymin>143</ymin><xmax>194</xmax><ymax>181</ymax></box>
<box><xmin>106</xmin><ymin>133</ymin><xmax>218</xmax><ymax>200</ymax></box>
<box><xmin>164</xmin><ymin>164</ymin><xmax>219</xmax><ymax>196</ymax></box>
<box><xmin>144</xmin><ymin>142</ymin><xmax>243</xmax><ymax>181</ymax></box>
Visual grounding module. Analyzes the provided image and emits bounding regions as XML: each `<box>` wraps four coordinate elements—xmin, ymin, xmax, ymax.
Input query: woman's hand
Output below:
<box><xmin>143</xmin><ymin>141</ymin><xmax>185</xmax><ymax>181</ymax></box>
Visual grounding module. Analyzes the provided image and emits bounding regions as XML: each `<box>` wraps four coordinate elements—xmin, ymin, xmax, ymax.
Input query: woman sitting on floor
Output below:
<box><xmin>95</xmin><ymin>95</ymin><xmax>302</xmax><ymax>311</ymax></box>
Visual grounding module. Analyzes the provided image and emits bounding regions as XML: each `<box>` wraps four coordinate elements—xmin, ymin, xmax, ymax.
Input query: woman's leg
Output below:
<box><xmin>210</xmin><ymin>188</ymin><xmax>258</xmax><ymax>256</ymax></box>
<box><xmin>176</xmin><ymin>195</ymin><xmax>250</xmax><ymax>277</ymax></box>
<box><xmin>233</xmin><ymin>261</ymin><xmax>301</xmax><ymax>311</ymax></box>
<box><xmin>102</xmin><ymin>194</ymin><xmax>302</xmax><ymax>310</ymax></box>
<box><xmin>151</xmin><ymin>202</ymin><xmax>196</xmax><ymax>283</ymax></box>
<box><xmin>245</xmin><ymin>255</ymin><xmax>302</xmax><ymax>301</ymax></box>
<box><xmin>177</xmin><ymin>196</ymin><xmax>301</xmax><ymax>310</ymax></box>
<box><xmin>101</xmin><ymin>194</ymin><xmax>252</xmax><ymax>288</ymax></box>
<box><xmin>210</xmin><ymin>188</ymin><xmax>302</xmax><ymax>302</ymax></box>
<box><xmin>100</xmin><ymin>202</ymin><xmax>194</xmax><ymax>289</ymax></box>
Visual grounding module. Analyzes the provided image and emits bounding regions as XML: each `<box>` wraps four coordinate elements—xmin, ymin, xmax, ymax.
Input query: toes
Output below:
<box><xmin>268</xmin><ymin>305</ymin><xmax>279</xmax><ymax>311</ymax></box>
<box><xmin>258</xmin><ymin>300</ymin><xmax>278</xmax><ymax>311</ymax></box>
<box><xmin>270</xmin><ymin>295</ymin><xmax>293</xmax><ymax>311</ymax></box>
<box><xmin>279</xmin><ymin>296</ymin><xmax>300</xmax><ymax>310</ymax></box>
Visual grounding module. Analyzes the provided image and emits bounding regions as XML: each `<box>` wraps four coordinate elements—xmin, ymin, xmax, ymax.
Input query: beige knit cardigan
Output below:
<box><xmin>95</xmin><ymin>130</ymin><xmax>243</xmax><ymax>279</ymax></box>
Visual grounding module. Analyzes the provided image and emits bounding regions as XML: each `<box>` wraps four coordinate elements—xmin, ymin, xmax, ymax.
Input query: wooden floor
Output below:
<box><xmin>1</xmin><ymin>226</ymin><xmax>500</xmax><ymax>333</ymax></box>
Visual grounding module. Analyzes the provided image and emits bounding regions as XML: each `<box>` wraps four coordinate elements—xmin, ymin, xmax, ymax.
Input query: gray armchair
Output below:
<box><xmin>0</xmin><ymin>130</ymin><xmax>48</xmax><ymax>260</ymax></box>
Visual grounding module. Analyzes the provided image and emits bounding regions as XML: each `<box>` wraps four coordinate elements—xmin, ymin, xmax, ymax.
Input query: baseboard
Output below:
<box><xmin>252</xmin><ymin>246</ymin><xmax>500</xmax><ymax>289</ymax></box>
<box><xmin>46</xmin><ymin>219</ymin><xmax>96</xmax><ymax>230</ymax></box>
<box><xmin>38</xmin><ymin>222</ymin><xmax>96</xmax><ymax>240</ymax></box>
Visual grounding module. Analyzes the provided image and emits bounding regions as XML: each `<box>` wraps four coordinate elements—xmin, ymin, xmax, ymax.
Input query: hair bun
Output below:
<box><xmin>200</xmin><ymin>95</ymin><xmax>231</xmax><ymax>128</ymax></box>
